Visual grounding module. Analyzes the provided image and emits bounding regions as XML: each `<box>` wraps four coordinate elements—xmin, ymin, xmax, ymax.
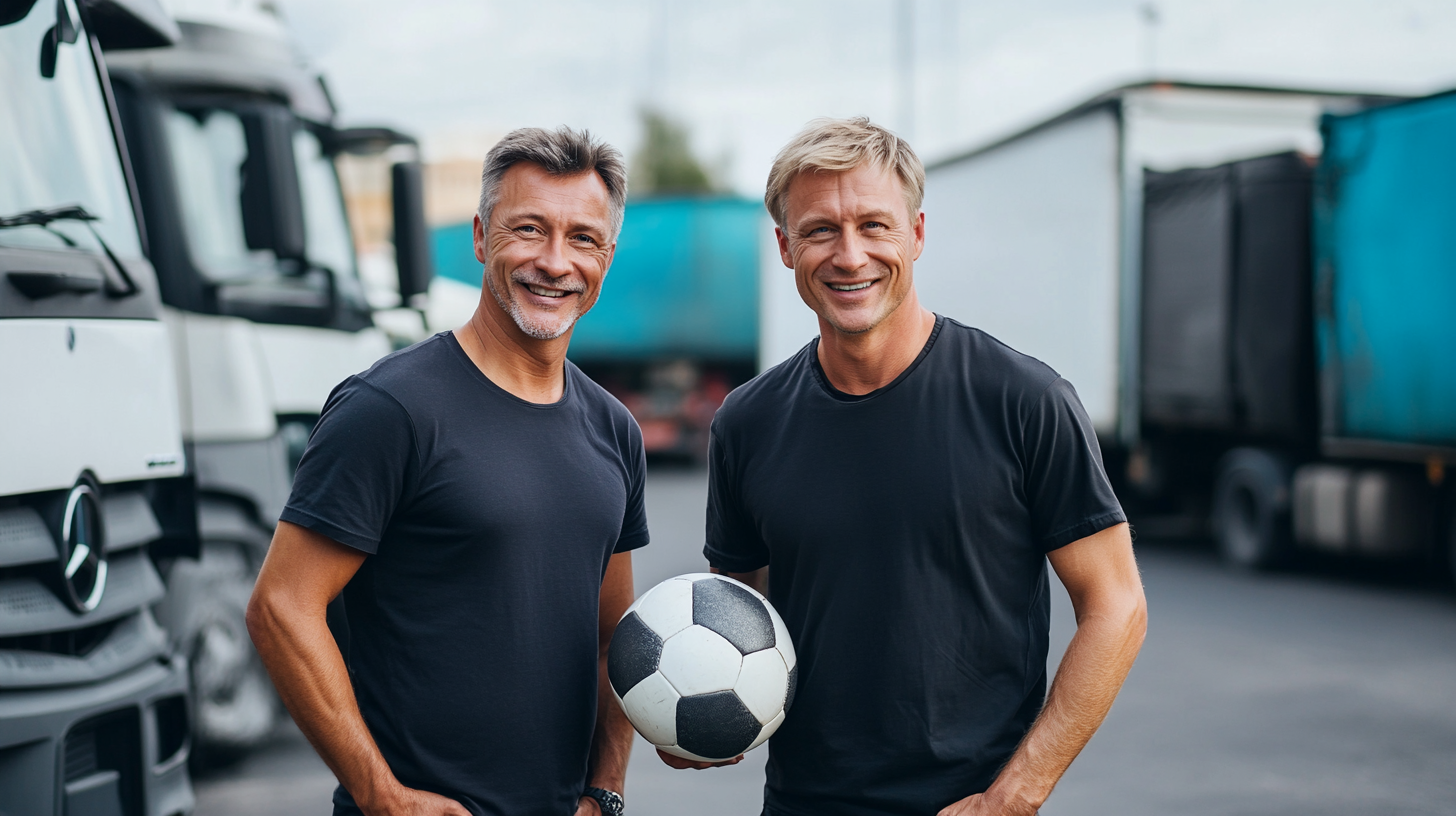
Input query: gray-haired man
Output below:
<box><xmin>248</xmin><ymin>127</ymin><xmax>644</xmax><ymax>816</ymax></box>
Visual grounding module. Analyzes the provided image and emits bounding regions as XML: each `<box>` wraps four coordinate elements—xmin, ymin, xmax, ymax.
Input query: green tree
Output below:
<box><xmin>631</xmin><ymin>109</ymin><xmax>717</xmax><ymax>196</ymax></box>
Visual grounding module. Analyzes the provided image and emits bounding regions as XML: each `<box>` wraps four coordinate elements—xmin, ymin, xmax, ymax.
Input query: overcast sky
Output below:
<box><xmin>276</xmin><ymin>0</ymin><xmax>1456</xmax><ymax>195</ymax></box>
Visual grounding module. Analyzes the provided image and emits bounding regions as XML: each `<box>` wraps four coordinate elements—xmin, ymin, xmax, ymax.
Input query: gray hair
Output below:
<box><xmin>476</xmin><ymin>126</ymin><xmax>628</xmax><ymax>240</ymax></box>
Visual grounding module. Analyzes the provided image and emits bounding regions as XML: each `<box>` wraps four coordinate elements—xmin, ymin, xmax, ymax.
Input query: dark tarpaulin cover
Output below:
<box><xmin>1141</xmin><ymin>163</ymin><xmax>1235</xmax><ymax>428</ymax></box>
<box><xmin>1140</xmin><ymin>152</ymin><xmax>1314</xmax><ymax>441</ymax></box>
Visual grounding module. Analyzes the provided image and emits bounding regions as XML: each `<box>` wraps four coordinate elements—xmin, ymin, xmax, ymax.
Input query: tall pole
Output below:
<box><xmin>1140</xmin><ymin>3</ymin><xmax>1160</xmax><ymax>80</ymax></box>
<box><xmin>897</xmin><ymin>0</ymin><xmax>915</xmax><ymax>141</ymax></box>
<box><xmin>645</xmin><ymin>0</ymin><xmax>670</xmax><ymax>110</ymax></box>
<box><xmin>942</xmin><ymin>0</ymin><xmax>959</xmax><ymax>144</ymax></box>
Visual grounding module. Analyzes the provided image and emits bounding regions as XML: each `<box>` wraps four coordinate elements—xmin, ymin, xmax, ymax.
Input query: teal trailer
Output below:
<box><xmin>1298</xmin><ymin>91</ymin><xmax>1456</xmax><ymax>568</ymax></box>
<box><xmin>433</xmin><ymin>196</ymin><xmax>762</xmax><ymax>361</ymax></box>
<box><xmin>573</xmin><ymin>196</ymin><xmax>761</xmax><ymax>361</ymax></box>
<box><xmin>1315</xmin><ymin>91</ymin><xmax>1456</xmax><ymax>455</ymax></box>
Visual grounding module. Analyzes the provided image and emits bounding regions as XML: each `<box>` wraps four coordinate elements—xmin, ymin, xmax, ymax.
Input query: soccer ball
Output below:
<box><xmin>608</xmin><ymin>573</ymin><xmax>797</xmax><ymax>762</ymax></box>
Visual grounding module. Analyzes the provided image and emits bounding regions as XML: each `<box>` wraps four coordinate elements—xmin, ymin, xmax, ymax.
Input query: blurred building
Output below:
<box><xmin>424</xmin><ymin>158</ymin><xmax>486</xmax><ymax>227</ymax></box>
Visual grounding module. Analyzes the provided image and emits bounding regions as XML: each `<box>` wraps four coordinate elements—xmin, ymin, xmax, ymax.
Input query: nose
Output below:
<box><xmin>830</xmin><ymin>228</ymin><xmax>870</xmax><ymax>274</ymax></box>
<box><xmin>535</xmin><ymin>233</ymin><xmax>573</xmax><ymax>278</ymax></box>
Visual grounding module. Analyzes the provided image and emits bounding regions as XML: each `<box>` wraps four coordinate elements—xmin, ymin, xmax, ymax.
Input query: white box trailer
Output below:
<box><xmin>910</xmin><ymin>82</ymin><xmax>1376</xmax><ymax>445</ymax></box>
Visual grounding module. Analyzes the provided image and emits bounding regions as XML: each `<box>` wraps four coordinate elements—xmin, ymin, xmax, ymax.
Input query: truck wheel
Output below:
<box><xmin>157</xmin><ymin>541</ymin><xmax>280</xmax><ymax>763</ymax></box>
<box><xmin>1213</xmin><ymin>448</ymin><xmax>1293</xmax><ymax>569</ymax></box>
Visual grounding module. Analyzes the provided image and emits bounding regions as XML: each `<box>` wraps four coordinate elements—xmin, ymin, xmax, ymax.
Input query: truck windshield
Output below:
<box><xmin>164</xmin><ymin>106</ymin><xmax>275</xmax><ymax>279</ymax></box>
<box><xmin>0</xmin><ymin>0</ymin><xmax>141</xmax><ymax>257</ymax></box>
<box><xmin>293</xmin><ymin>126</ymin><xmax>357</xmax><ymax>283</ymax></box>
<box><xmin>162</xmin><ymin>102</ymin><xmax>367</xmax><ymax>319</ymax></box>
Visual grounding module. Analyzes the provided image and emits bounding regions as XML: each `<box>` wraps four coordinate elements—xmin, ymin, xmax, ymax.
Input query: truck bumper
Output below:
<box><xmin>0</xmin><ymin>656</ymin><xmax>194</xmax><ymax>816</ymax></box>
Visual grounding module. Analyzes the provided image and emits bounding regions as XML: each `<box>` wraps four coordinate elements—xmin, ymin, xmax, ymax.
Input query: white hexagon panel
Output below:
<box><xmin>608</xmin><ymin>573</ymin><xmax>798</xmax><ymax>762</ymax></box>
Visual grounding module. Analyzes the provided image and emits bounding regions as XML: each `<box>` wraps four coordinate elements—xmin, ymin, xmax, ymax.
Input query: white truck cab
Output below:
<box><xmin>102</xmin><ymin>0</ymin><xmax>432</xmax><ymax>758</ymax></box>
<box><xmin>1</xmin><ymin>0</ymin><xmax>198</xmax><ymax>812</ymax></box>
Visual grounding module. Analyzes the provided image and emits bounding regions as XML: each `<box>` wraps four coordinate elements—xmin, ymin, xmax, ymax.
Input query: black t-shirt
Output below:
<box><xmin>281</xmin><ymin>332</ymin><xmax>649</xmax><ymax>816</ymax></box>
<box><xmin>705</xmin><ymin>316</ymin><xmax>1123</xmax><ymax>816</ymax></box>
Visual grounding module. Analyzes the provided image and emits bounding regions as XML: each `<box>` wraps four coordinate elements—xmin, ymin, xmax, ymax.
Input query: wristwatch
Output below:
<box><xmin>584</xmin><ymin>786</ymin><xmax>624</xmax><ymax>816</ymax></box>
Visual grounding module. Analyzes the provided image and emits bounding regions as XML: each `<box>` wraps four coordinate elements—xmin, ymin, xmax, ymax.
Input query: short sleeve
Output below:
<box><xmin>615</xmin><ymin>419</ymin><xmax>650</xmax><ymax>553</ymax></box>
<box><xmin>1023</xmin><ymin>377</ymin><xmax>1126</xmax><ymax>552</ymax></box>
<box><xmin>704</xmin><ymin>423</ymin><xmax>770</xmax><ymax>573</ymax></box>
<box><xmin>279</xmin><ymin>377</ymin><xmax>417</xmax><ymax>554</ymax></box>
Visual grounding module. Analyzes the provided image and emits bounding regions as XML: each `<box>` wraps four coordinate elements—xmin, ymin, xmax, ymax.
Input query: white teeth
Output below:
<box><xmin>527</xmin><ymin>284</ymin><xmax>567</xmax><ymax>298</ymax></box>
<box><xmin>829</xmin><ymin>282</ymin><xmax>872</xmax><ymax>291</ymax></box>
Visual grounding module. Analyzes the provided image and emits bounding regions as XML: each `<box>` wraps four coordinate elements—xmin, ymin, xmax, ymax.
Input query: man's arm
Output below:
<box><xmin>714</xmin><ymin>565</ymin><xmax>767</xmax><ymax>594</ymax></box>
<box><xmin>940</xmin><ymin>522</ymin><xmax>1147</xmax><ymax>816</ymax></box>
<box><xmin>576</xmin><ymin>552</ymin><xmax>637</xmax><ymax>815</ymax></box>
<box><xmin>246</xmin><ymin>521</ymin><xmax>469</xmax><ymax>816</ymax></box>
<box><xmin>654</xmin><ymin>564</ymin><xmax>766</xmax><ymax>770</ymax></box>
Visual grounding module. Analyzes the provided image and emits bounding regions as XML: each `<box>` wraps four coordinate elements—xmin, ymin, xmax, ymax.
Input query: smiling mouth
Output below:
<box><xmin>828</xmin><ymin>281</ymin><xmax>874</xmax><ymax>292</ymax></box>
<box><xmin>524</xmin><ymin>283</ymin><xmax>573</xmax><ymax>299</ymax></box>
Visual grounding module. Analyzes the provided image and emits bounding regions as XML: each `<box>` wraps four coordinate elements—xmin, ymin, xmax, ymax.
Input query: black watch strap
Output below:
<box><xmin>584</xmin><ymin>786</ymin><xmax>624</xmax><ymax>816</ymax></box>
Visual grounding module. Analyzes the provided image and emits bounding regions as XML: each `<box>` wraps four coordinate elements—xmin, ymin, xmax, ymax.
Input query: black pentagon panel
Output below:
<box><xmin>692</xmin><ymin>578</ymin><xmax>775</xmax><ymax>654</ymax></box>
<box><xmin>785</xmin><ymin>665</ymin><xmax>797</xmax><ymax>713</ymax></box>
<box><xmin>676</xmin><ymin>691</ymin><xmax>761</xmax><ymax>760</ymax></box>
<box><xmin>607</xmin><ymin>612</ymin><xmax>662</xmax><ymax>698</ymax></box>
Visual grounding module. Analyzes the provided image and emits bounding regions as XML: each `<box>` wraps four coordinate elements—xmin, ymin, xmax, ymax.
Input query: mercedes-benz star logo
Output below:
<box><xmin>59</xmin><ymin>483</ymin><xmax>107</xmax><ymax>613</ymax></box>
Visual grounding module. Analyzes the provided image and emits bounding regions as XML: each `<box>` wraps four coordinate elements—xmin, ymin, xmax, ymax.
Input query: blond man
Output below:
<box><xmin>672</xmin><ymin>118</ymin><xmax>1147</xmax><ymax>816</ymax></box>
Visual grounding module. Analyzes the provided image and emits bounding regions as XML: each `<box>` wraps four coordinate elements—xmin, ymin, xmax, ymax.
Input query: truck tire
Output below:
<box><xmin>1213</xmin><ymin>448</ymin><xmax>1294</xmax><ymax>569</ymax></box>
<box><xmin>157</xmin><ymin>540</ymin><xmax>280</xmax><ymax>763</ymax></box>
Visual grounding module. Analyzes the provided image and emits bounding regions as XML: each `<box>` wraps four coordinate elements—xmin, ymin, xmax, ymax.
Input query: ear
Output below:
<box><xmin>473</xmin><ymin>214</ymin><xmax>488</xmax><ymax>265</ymax></box>
<box><xmin>776</xmin><ymin>226</ymin><xmax>793</xmax><ymax>269</ymax></box>
<box><xmin>911</xmin><ymin>211</ymin><xmax>926</xmax><ymax>261</ymax></box>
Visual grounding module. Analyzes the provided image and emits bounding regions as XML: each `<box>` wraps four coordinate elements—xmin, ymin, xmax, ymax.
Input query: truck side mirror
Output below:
<box><xmin>39</xmin><ymin>0</ymin><xmax>78</xmax><ymax>79</ymax></box>
<box><xmin>240</xmin><ymin>108</ymin><xmax>306</xmax><ymax>265</ymax></box>
<box><xmin>391</xmin><ymin>160</ymin><xmax>433</xmax><ymax>304</ymax></box>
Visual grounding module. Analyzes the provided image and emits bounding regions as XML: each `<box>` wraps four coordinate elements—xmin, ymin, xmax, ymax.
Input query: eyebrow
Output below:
<box><xmin>793</xmin><ymin>209</ymin><xmax>900</xmax><ymax>232</ymax></box>
<box><xmin>567</xmin><ymin>221</ymin><xmax>609</xmax><ymax>237</ymax></box>
<box><xmin>854</xmin><ymin>209</ymin><xmax>899</xmax><ymax>223</ymax></box>
<box><xmin>505</xmin><ymin>213</ymin><xmax>608</xmax><ymax>237</ymax></box>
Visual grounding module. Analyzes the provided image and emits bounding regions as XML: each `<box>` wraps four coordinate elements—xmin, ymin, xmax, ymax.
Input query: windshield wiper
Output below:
<box><xmin>0</xmin><ymin>205</ymin><xmax>139</xmax><ymax>297</ymax></box>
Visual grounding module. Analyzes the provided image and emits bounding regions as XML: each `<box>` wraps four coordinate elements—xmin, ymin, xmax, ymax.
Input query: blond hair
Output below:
<box><xmin>763</xmin><ymin>117</ymin><xmax>925</xmax><ymax>229</ymax></box>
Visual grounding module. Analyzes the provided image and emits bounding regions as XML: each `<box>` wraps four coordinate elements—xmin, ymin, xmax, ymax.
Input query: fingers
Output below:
<box><xmin>418</xmin><ymin>789</ymin><xmax>471</xmax><ymax>816</ymax></box>
<box><xmin>654</xmin><ymin>748</ymin><xmax>745</xmax><ymax>770</ymax></box>
<box><xmin>655</xmin><ymin>748</ymin><xmax>699</xmax><ymax>769</ymax></box>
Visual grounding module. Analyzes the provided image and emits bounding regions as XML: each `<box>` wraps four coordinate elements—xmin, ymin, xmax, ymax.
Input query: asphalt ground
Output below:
<box><xmin>193</xmin><ymin>467</ymin><xmax>1456</xmax><ymax>816</ymax></box>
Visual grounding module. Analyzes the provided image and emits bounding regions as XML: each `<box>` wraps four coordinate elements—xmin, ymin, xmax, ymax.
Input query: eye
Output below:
<box><xmin>571</xmin><ymin>233</ymin><xmax>598</xmax><ymax>245</ymax></box>
<box><xmin>807</xmin><ymin>226</ymin><xmax>832</xmax><ymax>236</ymax></box>
<box><xmin>515</xmin><ymin>225</ymin><xmax>541</xmax><ymax>235</ymax></box>
<box><xmin>863</xmin><ymin>221</ymin><xmax>886</xmax><ymax>230</ymax></box>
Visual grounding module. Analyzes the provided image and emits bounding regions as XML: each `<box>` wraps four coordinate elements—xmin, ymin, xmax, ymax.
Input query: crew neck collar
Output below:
<box><xmin>444</xmin><ymin>330</ymin><xmax>573</xmax><ymax>409</ymax></box>
<box><xmin>809</xmin><ymin>314</ymin><xmax>945</xmax><ymax>403</ymax></box>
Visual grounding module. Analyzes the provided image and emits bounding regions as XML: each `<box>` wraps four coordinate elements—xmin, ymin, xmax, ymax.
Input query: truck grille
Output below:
<box><xmin>0</xmin><ymin>618</ymin><xmax>116</xmax><ymax>657</ymax></box>
<box><xmin>64</xmin><ymin>709</ymin><xmax>143</xmax><ymax>816</ymax></box>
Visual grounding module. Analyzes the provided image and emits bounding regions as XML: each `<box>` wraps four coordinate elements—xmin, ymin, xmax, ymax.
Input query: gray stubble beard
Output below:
<box><xmin>485</xmin><ymin>269</ymin><xmax>581</xmax><ymax>341</ymax></box>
